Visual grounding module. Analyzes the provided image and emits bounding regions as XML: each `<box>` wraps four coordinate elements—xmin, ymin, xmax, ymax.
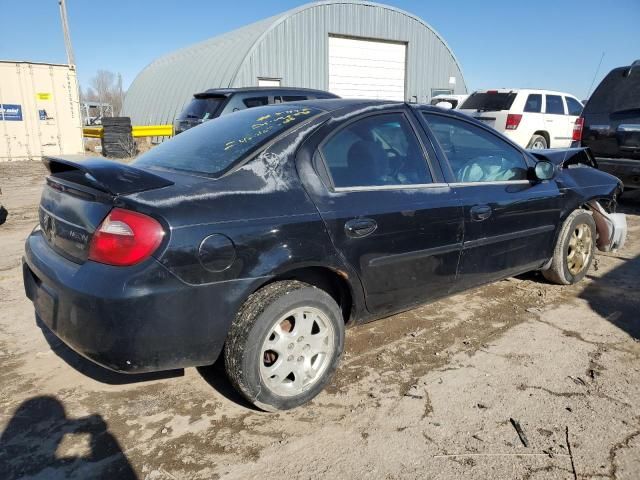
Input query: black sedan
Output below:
<box><xmin>23</xmin><ymin>100</ymin><xmax>627</xmax><ymax>411</ymax></box>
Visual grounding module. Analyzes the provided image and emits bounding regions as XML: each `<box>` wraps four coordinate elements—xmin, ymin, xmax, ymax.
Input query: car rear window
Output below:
<box><xmin>134</xmin><ymin>105</ymin><xmax>320</xmax><ymax>176</ymax></box>
<box><xmin>584</xmin><ymin>68</ymin><xmax>640</xmax><ymax>114</ymax></box>
<box><xmin>177</xmin><ymin>97</ymin><xmax>224</xmax><ymax>121</ymax></box>
<box><xmin>460</xmin><ymin>92</ymin><xmax>517</xmax><ymax>111</ymax></box>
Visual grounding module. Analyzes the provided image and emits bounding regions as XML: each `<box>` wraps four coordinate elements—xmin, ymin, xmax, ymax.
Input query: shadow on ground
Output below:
<box><xmin>37</xmin><ymin>315</ymin><xmax>258</xmax><ymax>409</ymax></box>
<box><xmin>37</xmin><ymin>316</ymin><xmax>184</xmax><ymax>385</ymax></box>
<box><xmin>0</xmin><ymin>396</ymin><xmax>136</xmax><ymax>480</ymax></box>
<box><xmin>580</xmin><ymin>192</ymin><xmax>640</xmax><ymax>339</ymax></box>
<box><xmin>197</xmin><ymin>358</ymin><xmax>261</xmax><ymax>411</ymax></box>
<box><xmin>580</xmin><ymin>252</ymin><xmax>640</xmax><ymax>340</ymax></box>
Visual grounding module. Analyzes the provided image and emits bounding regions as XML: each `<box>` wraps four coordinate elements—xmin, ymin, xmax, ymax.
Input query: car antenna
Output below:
<box><xmin>586</xmin><ymin>51</ymin><xmax>606</xmax><ymax>98</ymax></box>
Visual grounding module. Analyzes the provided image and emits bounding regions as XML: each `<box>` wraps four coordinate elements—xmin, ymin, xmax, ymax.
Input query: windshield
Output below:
<box><xmin>584</xmin><ymin>68</ymin><xmax>640</xmax><ymax>114</ymax></box>
<box><xmin>135</xmin><ymin>105</ymin><xmax>320</xmax><ymax>176</ymax></box>
<box><xmin>177</xmin><ymin>97</ymin><xmax>225</xmax><ymax>121</ymax></box>
<box><xmin>460</xmin><ymin>92</ymin><xmax>517</xmax><ymax>111</ymax></box>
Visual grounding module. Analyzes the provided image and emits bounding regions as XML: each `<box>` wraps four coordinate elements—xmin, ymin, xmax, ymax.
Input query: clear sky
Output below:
<box><xmin>1</xmin><ymin>0</ymin><xmax>639</xmax><ymax>100</ymax></box>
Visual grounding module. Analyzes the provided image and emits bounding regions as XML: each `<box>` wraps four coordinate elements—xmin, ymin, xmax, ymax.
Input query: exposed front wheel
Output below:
<box><xmin>224</xmin><ymin>281</ymin><xmax>345</xmax><ymax>411</ymax></box>
<box><xmin>542</xmin><ymin>210</ymin><xmax>596</xmax><ymax>285</ymax></box>
<box><xmin>528</xmin><ymin>134</ymin><xmax>548</xmax><ymax>149</ymax></box>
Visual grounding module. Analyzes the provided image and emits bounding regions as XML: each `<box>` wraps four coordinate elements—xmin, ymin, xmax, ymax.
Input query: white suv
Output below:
<box><xmin>459</xmin><ymin>89</ymin><xmax>584</xmax><ymax>149</ymax></box>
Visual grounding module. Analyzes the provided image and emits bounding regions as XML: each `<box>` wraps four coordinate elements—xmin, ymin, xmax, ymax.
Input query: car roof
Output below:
<box><xmin>195</xmin><ymin>87</ymin><xmax>340</xmax><ymax>97</ymax></box>
<box><xmin>270</xmin><ymin>98</ymin><xmax>402</xmax><ymax>113</ymax></box>
<box><xmin>470</xmin><ymin>88</ymin><xmax>579</xmax><ymax>98</ymax></box>
<box><xmin>254</xmin><ymin>99</ymin><xmax>476</xmax><ymax>118</ymax></box>
<box><xmin>432</xmin><ymin>94</ymin><xmax>468</xmax><ymax>99</ymax></box>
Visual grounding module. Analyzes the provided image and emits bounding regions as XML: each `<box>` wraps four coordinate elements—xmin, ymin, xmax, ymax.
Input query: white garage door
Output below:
<box><xmin>328</xmin><ymin>36</ymin><xmax>406</xmax><ymax>101</ymax></box>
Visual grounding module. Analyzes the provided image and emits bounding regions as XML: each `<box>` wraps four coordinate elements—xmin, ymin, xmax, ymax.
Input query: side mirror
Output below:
<box><xmin>534</xmin><ymin>160</ymin><xmax>555</xmax><ymax>181</ymax></box>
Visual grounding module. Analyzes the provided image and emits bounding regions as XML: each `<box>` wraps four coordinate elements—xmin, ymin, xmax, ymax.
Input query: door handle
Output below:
<box><xmin>470</xmin><ymin>205</ymin><xmax>492</xmax><ymax>222</ymax></box>
<box><xmin>345</xmin><ymin>218</ymin><xmax>377</xmax><ymax>238</ymax></box>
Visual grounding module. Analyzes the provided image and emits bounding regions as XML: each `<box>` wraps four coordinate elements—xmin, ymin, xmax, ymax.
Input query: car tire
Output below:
<box><xmin>528</xmin><ymin>134</ymin><xmax>548</xmax><ymax>149</ymax></box>
<box><xmin>224</xmin><ymin>280</ymin><xmax>345</xmax><ymax>412</ymax></box>
<box><xmin>542</xmin><ymin>210</ymin><xmax>596</xmax><ymax>285</ymax></box>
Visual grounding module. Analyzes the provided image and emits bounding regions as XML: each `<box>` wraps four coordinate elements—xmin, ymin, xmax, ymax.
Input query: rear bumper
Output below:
<box><xmin>592</xmin><ymin>157</ymin><xmax>640</xmax><ymax>189</ymax></box>
<box><xmin>23</xmin><ymin>230</ymin><xmax>255</xmax><ymax>373</ymax></box>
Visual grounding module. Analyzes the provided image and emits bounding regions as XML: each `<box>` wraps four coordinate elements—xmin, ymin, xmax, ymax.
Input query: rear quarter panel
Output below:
<box><xmin>120</xmin><ymin>119</ymin><xmax>361</xmax><ymax>295</ymax></box>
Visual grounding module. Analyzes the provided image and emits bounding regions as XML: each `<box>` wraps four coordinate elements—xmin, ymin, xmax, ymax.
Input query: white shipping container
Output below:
<box><xmin>0</xmin><ymin>61</ymin><xmax>83</xmax><ymax>161</ymax></box>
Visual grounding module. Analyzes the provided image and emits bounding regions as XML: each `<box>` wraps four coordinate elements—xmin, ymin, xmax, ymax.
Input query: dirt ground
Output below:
<box><xmin>1</xmin><ymin>160</ymin><xmax>639</xmax><ymax>480</ymax></box>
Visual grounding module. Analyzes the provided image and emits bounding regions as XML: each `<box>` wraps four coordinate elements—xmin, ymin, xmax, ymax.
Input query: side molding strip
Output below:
<box><xmin>368</xmin><ymin>242</ymin><xmax>462</xmax><ymax>267</ymax></box>
<box><xmin>463</xmin><ymin>224</ymin><xmax>555</xmax><ymax>250</ymax></box>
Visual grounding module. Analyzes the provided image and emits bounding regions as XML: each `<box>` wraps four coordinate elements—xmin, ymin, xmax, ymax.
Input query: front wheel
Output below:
<box><xmin>224</xmin><ymin>281</ymin><xmax>345</xmax><ymax>411</ymax></box>
<box><xmin>542</xmin><ymin>210</ymin><xmax>596</xmax><ymax>285</ymax></box>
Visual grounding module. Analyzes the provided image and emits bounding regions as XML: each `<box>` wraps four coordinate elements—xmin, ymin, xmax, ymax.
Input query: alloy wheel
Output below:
<box><xmin>260</xmin><ymin>306</ymin><xmax>336</xmax><ymax>397</ymax></box>
<box><xmin>567</xmin><ymin>223</ymin><xmax>593</xmax><ymax>276</ymax></box>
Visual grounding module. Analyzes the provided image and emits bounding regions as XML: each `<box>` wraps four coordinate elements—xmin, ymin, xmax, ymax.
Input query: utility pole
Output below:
<box><xmin>58</xmin><ymin>0</ymin><xmax>76</xmax><ymax>66</ymax></box>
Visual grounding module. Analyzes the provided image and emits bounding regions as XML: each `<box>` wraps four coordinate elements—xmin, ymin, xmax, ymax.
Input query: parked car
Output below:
<box><xmin>460</xmin><ymin>89</ymin><xmax>584</xmax><ymax>150</ymax></box>
<box><xmin>430</xmin><ymin>94</ymin><xmax>469</xmax><ymax>109</ymax></box>
<box><xmin>572</xmin><ymin>60</ymin><xmax>640</xmax><ymax>189</ymax></box>
<box><xmin>24</xmin><ymin>99</ymin><xmax>626</xmax><ymax>411</ymax></box>
<box><xmin>174</xmin><ymin>87</ymin><xmax>339</xmax><ymax>134</ymax></box>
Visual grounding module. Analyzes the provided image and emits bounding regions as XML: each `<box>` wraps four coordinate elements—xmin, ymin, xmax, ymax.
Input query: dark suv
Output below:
<box><xmin>573</xmin><ymin>60</ymin><xmax>640</xmax><ymax>188</ymax></box>
<box><xmin>174</xmin><ymin>87</ymin><xmax>339</xmax><ymax>134</ymax></box>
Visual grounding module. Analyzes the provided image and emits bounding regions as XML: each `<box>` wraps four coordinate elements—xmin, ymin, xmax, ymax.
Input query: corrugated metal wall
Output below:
<box><xmin>233</xmin><ymin>2</ymin><xmax>466</xmax><ymax>104</ymax></box>
<box><xmin>122</xmin><ymin>1</ymin><xmax>466</xmax><ymax>126</ymax></box>
<box><xmin>122</xmin><ymin>16</ymin><xmax>278</xmax><ymax>126</ymax></box>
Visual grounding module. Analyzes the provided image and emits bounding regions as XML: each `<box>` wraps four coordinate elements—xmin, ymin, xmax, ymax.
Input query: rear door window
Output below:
<box><xmin>565</xmin><ymin>97</ymin><xmax>583</xmax><ymax>116</ymax></box>
<box><xmin>524</xmin><ymin>94</ymin><xmax>542</xmax><ymax>113</ymax></box>
<box><xmin>177</xmin><ymin>97</ymin><xmax>225</xmax><ymax>121</ymax></box>
<box><xmin>320</xmin><ymin>113</ymin><xmax>432</xmax><ymax>188</ymax></box>
<box><xmin>274</xmin><ymin>95</ymin><xmax>308</xmax><ymax>103</ymax></box>
<box><xmin>545</xmin><ymin>95</ymin><xmax>565</xmax><ymax>115</ymax></box>
<box><xmin>243</xmin><ymin>97</ymin><xmax>270</xmax><ymax>108</ymax></box>
<box><xmin>460</xmin><ymin>92</ymin><xmax>517</xmax><ymax>111</ymax></box>
<box><xmin>134</xmin><ymin>105</ymin><xmax>320</xmax><ymax>176</ymax></box>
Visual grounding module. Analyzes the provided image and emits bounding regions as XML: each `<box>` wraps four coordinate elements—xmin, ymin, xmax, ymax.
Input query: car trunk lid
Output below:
<box><xmin>39</xmin><ymin>155</ymin><xmax>174</xmax><ymax>263</ymax></box>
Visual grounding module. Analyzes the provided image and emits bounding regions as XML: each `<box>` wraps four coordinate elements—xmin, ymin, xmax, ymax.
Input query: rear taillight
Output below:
<box><xmin>505</xmin><ymin>114</ymin><xmax>522</xmax><ymax>130</ymax></box>
<box><xmin>88</xmin><ymin>208</ymin><xmax>164</xmax><ymax>266</ymax></box>
<box><xmin>572</xmin><ymin>117</ymin><xmax>584</xmax><ymax>142</ymax></box>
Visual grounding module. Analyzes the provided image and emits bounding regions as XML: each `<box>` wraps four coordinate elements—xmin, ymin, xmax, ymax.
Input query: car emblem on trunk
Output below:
<box><xmin>42</xmin><ymin>213</ymin><xmax>55</xmax><ymax>242</ymax></box>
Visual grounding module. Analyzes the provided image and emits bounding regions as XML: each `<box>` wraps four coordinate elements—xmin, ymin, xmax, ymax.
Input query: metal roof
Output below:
<box><xmin>123</xmin><ymin>1</ymin><xmax>466</xmax><ymax>125</ymax></box>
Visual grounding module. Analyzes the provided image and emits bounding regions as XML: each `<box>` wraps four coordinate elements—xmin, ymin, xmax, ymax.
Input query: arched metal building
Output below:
<box><xmin>122</xmin><ymin>0</ymin><xmax>466</xmax><ymax>125</ymax></box>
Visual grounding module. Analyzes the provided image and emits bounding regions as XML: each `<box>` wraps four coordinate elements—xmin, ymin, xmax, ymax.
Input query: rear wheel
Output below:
<box><xmin>224</xmin><ymin>281</ymin><xmax>345</xmax><ymax>411</ymax></box>
<box><xmin>542</xmin><ymin>210</ymin><xmax>596</xmax><ymax>285</ymax></box>
<box><xmin>528</xmin><ymin>134</ymin><xmax>548</xmax><ymax>149</ymax></box>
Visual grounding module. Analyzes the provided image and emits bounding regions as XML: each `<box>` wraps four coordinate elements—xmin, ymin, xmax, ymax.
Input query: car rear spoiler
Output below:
<box><xmin>43</xmin><ymin>155</ymin><xmax>174</xmax><ymax>196</ymax></box>
<box><xmin>194</xmin><ymin>92</ymin><xmax>229</xmax><ymax>99</ymax></box>
<box><xmin>528</xmin><ymin>147</ymin><xmax>598</xmax><ymax>169</ymax></box>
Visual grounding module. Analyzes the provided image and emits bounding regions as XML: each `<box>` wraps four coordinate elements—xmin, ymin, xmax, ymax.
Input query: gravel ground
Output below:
<box><xmin>0</xmin><ymin>161</ymin><xmax>639</xmax><ymax>479</ymax></box>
